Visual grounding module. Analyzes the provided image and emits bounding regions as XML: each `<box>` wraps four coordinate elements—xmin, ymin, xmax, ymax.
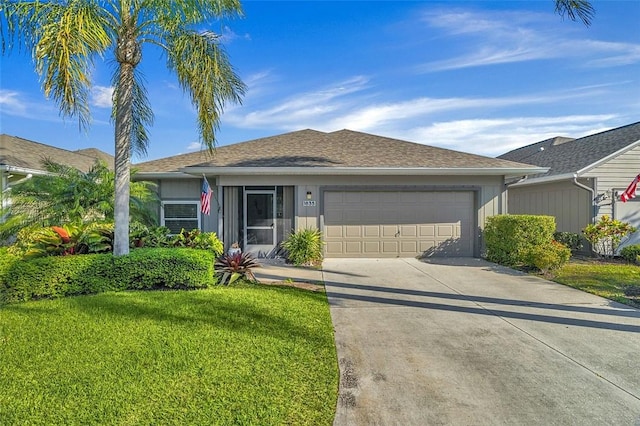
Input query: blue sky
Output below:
<box><xmin>1</xmin><ymin>1</ymin><xmax>639</xmax><ymax>162</ymax></box>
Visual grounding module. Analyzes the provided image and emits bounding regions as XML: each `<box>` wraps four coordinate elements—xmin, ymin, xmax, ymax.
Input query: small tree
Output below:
<box><xmin>583</xmin><ymin>215</ymin><xmax>636</xmax><ymax>258</ymax></box>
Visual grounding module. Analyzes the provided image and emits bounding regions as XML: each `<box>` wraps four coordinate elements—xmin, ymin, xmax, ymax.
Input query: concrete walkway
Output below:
<box><xmin>323</xmin><ymin>258</ymin><xmax>640</xmax><ymax>425</ymax></box>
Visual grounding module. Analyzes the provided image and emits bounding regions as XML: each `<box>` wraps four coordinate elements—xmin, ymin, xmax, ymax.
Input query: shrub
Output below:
<box><xmin>281</xmin><ymin>228</ymin><xmax>324</xmax><ymax>266</ymax></box>
<box><xmin>215</xmin><ymin>252</ymin><xmax>260</xmax><ymax>285</ymax></box>
<box><xmin>553</xmin><ymin>231</ymin><xmax>584</xmax><ymax>252</ymax></box>
<box><xmin>9</xmin><ymin>223</ymin><xmax>113</xmax><ymax>258</ymax></box>
<box><xmin>171</xmin><ymin>228</ymin><xmax>224</xmax><ymax>256</ymax></box>
<box><xmin>583</xmin><ymin>215</ymin><xmax>636</xmax><ymax>258</ymax></box>
<box><xmin>620</xmin><ymin>244</ymin><xmax>640</xmax><ymax>263</ymax></box>
<box><xmin>484</xmin><ymin>215</ymin><xmax>556</xmax><ymax>267</ymax></box>
<box><xmin>526</xmin><ymin>240</ymin><xmax>571</xmax><ymax>276</ymax></box>
<box><xmin>0</xmin><ymin>248</ymin><xmax>215</xmax><ymax>304</ymax></box>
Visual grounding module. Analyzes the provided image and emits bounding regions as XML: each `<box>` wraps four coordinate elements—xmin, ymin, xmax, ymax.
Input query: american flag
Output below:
<box><xmin>621</xmin><ymin>174</ymin><xmax>640</xmax><ymax>203</ymax></box>
<box><xmin>201</xmin><ymin>177</ymin><xmax>212</xmax><ymax>215</ymax></box>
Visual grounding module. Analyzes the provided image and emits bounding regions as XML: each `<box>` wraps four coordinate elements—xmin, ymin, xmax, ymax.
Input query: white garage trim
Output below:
<box><xmin>321</xmin><ymin>189</ymin><xmax>476</xmax><ymax>258</ymax></box>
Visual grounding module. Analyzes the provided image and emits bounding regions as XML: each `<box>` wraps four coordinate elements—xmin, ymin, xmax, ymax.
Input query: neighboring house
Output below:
<box><xmin>498</xmin><ymin>122</ymin><xmax>640</xmax><ymax>249</ymax></box>
<box><xmin>0</xmin><ymin>134</ymin><xmax>114</xmax><ymax>212</ymax></box>
<box><xmin>134</xmin><ymin>129</ymin><xmax>545</xmax><ymax>258</ymax></box>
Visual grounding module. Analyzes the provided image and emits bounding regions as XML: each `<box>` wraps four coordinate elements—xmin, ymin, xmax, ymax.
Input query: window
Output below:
<box><xmin>161</xmin><ymin>201</ymin><xmax>200</xmax><ymax>234</ymax></box>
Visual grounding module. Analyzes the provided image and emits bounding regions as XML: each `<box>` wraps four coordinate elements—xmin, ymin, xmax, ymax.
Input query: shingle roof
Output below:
<box><xmin>1</xmin><ymin>134</ymin><xmax>114</xmax><ymax>172</ymax></box>
<box><xmin>498</xmin><ymin>122</ymin><xmax>640</xmax><ymax>178</ymax></box>
<box><xmin>135</xmin><ymin>129</ymin><xmax>535</xmax><ymax>173</ymax></box>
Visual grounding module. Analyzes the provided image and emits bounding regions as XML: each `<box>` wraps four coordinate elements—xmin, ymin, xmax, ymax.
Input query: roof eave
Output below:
<box><xmin>507</xmin><ymin>172</ymin><xmax>577</xmax><ymax>187</ymax></box>
<box><xmin>179</xmin><ymin>166</ymin><xmax>549</xmax><ymax>177</ymax></box>
<box><xmin>133</xmin><ymin>171</ymin><xmax>200</xmax><ymax>180</ymax></box>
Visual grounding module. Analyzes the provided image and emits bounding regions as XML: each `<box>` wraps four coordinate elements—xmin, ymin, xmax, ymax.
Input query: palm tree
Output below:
<box><xmin>0</xmin><ymin>159</ymin><xmax>158</xmax><ymax>240</ymax></box>
<box><xmin>1</xmin><ymin>0</ymin><xmax>246</xmax><ymax>255</ymax></box>
<box><xmin>555</xmin><ymin>0</ymin><xmax>595</xmax><ymax>26</ymax></box>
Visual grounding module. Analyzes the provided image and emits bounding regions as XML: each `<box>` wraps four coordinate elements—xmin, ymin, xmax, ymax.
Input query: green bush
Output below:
<box><xmin>526</xmin><ymin>240</ymin><xmax>571</xmax><ymax>276</ymax></box>
<box><xmin>553</xmin><ymin>231</ymin><xmax>584</xmax><ymax>252</ymax></box>
<box><xmin>0</xmin><ymin>248</ymin><xmax>215</xmax><ymax>304</ymax></box>
<box><xmin>620</xmin><ymin>244</ymin><xmax>640</xmax><ymax>263</ymax></box>
<box><xmin>583</xmin><ymin>215</ymin><xmax>636</xmax><ymax>258</ymax></box>
<box><xmin>484</xmin><ymin>215</ymin><xmax>556</xmax><ymax>267</ymax></box>
<box><xmin>281</xmin><ymin>228</ymin><xmax>324</xmax><ymax>266</ymax></box>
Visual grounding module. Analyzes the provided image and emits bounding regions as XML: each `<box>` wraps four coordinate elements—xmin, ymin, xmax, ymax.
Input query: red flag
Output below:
<box><xmin>620</xmin><ymin>174</ymin><xmax>640</xmax><ymax>202</ymax></box>
<box><xmin>201</xmin><ymin>177</ymin><xmax>212</xmax><ymax>215</ymax></box>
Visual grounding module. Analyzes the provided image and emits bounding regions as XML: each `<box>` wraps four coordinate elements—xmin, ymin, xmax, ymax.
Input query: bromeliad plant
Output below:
<box><xmin>214</xmin><ymin>252</ymin><xmax>260</xmax><ymax>285</ymax></box>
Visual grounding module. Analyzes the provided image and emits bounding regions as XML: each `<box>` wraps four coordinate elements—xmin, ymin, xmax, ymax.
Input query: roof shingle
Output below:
<box><xmin>498</xmin><ymin>122</ymin><xmax>640</xmax><ymax>178</ymax></box>
<box><xmin>135</xmin><ymin>129</ymin><xmax>534</xmax><ymax>173</ymax></box>
<box><xmin>1</xmin><ymin>134</ymin><xmax>114</xmax><ymax>172</ymax></box>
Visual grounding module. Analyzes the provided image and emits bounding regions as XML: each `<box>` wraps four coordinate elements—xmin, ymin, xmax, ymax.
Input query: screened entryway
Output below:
<box><xmin>222</xmin><ymin>186</ymin><xmax>294</xmax><ymax>256</ymax></box>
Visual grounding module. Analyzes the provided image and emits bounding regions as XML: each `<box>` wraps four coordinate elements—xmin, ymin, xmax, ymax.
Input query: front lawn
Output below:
<box><xmin>552</xmin><ymin>260</ymin><xmax>640</xmax><ymax>307</ymax></box>
<box><xmin>0</xmin><ymin>286</ymin><xmax>338</xmax><ymax>425</ymax></box>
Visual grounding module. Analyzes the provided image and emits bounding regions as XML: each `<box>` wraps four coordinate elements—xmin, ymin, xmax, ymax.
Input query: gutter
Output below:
<box><xmin>177</xmin><ymin>166</ymin><xmax>549</xmax><ymax>177</ymax></box>
<box><xmin>573</xmin><ymin>173</ymin><xmax>596</xmax><ymax>224</ymax></box>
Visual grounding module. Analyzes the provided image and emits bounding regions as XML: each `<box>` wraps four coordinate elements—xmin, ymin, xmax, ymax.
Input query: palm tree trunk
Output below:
<box><xmin>113</xmin><ymin>61</ymin><xmax>133</xmax><ymax>256</ymax></box>
<box><xmin>113</xmin><ymin>16</ymin><xmax>141</xmax><ymax>256</ymax></box>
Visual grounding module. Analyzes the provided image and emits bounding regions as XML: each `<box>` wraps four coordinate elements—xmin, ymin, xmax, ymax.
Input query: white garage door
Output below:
<box><xmin>323</xmin><ymin>191</ymin><xmax>475</xmax><ymax>258</ymax></box>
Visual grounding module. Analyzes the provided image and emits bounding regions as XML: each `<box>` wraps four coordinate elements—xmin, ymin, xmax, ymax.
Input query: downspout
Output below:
<box><xmin>573</xmin><ymin>174</ymin><xmax>596</xmax><ymax>224</ymax></box>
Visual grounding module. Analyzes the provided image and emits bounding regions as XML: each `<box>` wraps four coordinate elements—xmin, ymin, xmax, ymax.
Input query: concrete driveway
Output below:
<box><xmin>323</xmin><ymin>258</ymin><xmax>640</xmax><ymax>425</ymax></box>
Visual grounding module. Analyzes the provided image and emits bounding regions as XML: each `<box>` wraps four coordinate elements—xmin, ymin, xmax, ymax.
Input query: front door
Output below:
<box><xmin>244</xmin><ymin>190</ymin><xmax>276</xmax><ymax>255</ymax></box>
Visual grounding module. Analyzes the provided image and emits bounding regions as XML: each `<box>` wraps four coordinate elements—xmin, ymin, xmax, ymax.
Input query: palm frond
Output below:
<box><xmin>166</xmin><ymin>30</ymin><xmax>246</xmax><ymax>149</ymax></box>
<box><xmin>555</xmin><ymin>0</ymin><xmax>595</xmax><ymax>26</ymax></box>
<box><xmin>1</xmin><ymin>0</ymin><xmax>112</xmax><ymax>130</ymax></box>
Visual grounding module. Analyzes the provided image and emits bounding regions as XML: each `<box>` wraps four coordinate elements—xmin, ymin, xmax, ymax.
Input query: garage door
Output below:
<box><xmin>323</xmin><ymin>191</ymin><xmax>474</xmax><ymax>258</ymax></box>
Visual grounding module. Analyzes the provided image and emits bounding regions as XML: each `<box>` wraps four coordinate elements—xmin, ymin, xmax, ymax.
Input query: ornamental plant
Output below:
<box><xmin>214</xmin><ymin>252</ymin><xmax>261</xmax><ymax>285</ymax></box>
<box><xmin>281</xmin><ymin>228</ymin><xmax>324</xmax><ymax>266</ymax></box>
<box><xmin>582</xmin><ymin>215</ymin><xmax>636</xmax><ymax>258</ymax></box>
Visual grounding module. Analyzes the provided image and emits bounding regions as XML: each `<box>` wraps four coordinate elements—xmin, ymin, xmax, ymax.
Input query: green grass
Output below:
<box><xmin>552</xmin><ymin>260</ymin><xmax>640</xmax><ymax>307</ymax></box>
<box><xmin>0</xmin><ymin>285</ymin><xmax>338</xmax><ymax>425</ymax></box>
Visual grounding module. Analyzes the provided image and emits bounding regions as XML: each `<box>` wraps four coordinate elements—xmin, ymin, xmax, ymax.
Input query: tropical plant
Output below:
<box><xmin>1</xmin><ymin>0</ymin><xmax>246</xmax><ymax>256</ymax></box>
<box><xmin>214</xmin><ymin>252</ymin><xmax>260</xmax><ymax>285</ymax></box>
<box><xmin>171</xmin><ymin>228</ymin><xmax>224</xmax><ymax>255</ymax></box>
<box><xmin>0</xmin><ymin>159</ymin><xmax>157</xmax><ymax>240</ymax></box>
<box><xmin>281</xmin><ymin>228</ymin><xmax>324</xmax><ymax>266</ymax></box>
<box><xmin>582</xmin><ymin>215</ymin><xmax>636</xmax><ymax>258</ymax></box>
<box><xmin>8</xmin><ymin>222</ymin><xmax>113</xmax><ymax>259</ymax></box>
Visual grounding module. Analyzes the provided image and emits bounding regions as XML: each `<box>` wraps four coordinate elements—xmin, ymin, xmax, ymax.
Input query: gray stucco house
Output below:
<box><xmin>499</xmin><ymin>122</ymin><xmax>640</xmax><ymax>248</ymax></box>
<box><xmin>135</xmin><ymin>129</ymin><xmax>544</xmax><ymax>258</ymax></box>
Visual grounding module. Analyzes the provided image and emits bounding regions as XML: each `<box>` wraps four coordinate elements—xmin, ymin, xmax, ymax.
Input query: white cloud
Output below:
<box><xmin>391</xmin><ymin>115</ymin><xmax>618</xmax><ymax>156</ymax></box>
<box><xmin>90</xmin><ymin>86</ymin><xmax>114</xmax><ymax>108</ymax></box>
<box><xmin>415</xmin><ymin>9</ymin><xmax>640</xmax><ymax>72</ymax></box>
<box><xmin>219</xmin><ymin>25</ymin><xmax>251</xmax><ymax>43</ymax></box>
<box><xmin>186</xmin><ymin>141</ymin><xmax>201</xmax><ymax>151</ymax></box>
<box><xmin>0</xmin><ymin>89</ymin><xmax>27</xmax><ymax>116</ymax></box>
<box><xmin>227</xmin><ymin>76</ymin><xmax>370</xmax><ymax>128</ymax></box>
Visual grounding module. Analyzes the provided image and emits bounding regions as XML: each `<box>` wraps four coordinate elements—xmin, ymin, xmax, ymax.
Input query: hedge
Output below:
<box><xmin>0</xmin><ymin>248</ymin><xmax>215</xmax><ymax>304</ymax></box>
<box><xmin>484</xmin><ymin>214</ymin><xmax>556</xmax><ymax>267</ymax></box>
